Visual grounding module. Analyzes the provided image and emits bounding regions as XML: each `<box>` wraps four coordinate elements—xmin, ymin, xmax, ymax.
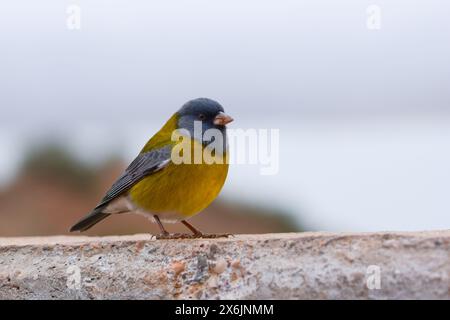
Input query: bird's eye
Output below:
<box><xmin>198</xmin><ymin>114</ymin><xmax>206</xmax><ymax>120</ymax></box>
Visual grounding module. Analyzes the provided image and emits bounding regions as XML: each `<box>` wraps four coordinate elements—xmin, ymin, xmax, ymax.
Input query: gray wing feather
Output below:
<box><xmin>95</xmin><ymin>146</ymin><xmax>172</xmax><ymax>209</ymax></box>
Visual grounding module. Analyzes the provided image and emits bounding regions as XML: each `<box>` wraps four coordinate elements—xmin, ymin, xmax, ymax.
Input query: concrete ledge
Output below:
<box><xmin>1</xmin><ymin>231</ymin><xmax>450</xmax><ymax>299</ymax></box>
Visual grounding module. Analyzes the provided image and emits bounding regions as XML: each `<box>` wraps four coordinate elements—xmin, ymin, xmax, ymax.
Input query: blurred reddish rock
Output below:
<box><xmin>0</xmin><ymin>158</ymin><xmax>299</xmax><ymax>237</ymax></box>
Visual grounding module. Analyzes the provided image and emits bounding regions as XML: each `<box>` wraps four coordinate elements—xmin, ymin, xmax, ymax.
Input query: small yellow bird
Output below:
<box><xmin>70</xmin><ymin>98</ymin><xmax>233</xmax><ymax>239</ymax></box>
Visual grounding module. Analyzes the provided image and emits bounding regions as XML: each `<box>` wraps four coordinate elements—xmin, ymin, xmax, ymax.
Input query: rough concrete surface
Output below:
<box><xmin>1</xmin><ymin>231</ymin><xmax>450</xmax><ymax>299</ymax></box>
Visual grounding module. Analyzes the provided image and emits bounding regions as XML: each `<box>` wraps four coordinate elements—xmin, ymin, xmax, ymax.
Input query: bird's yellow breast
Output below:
<box><xmin>129</xmin><ymin>139</ymin><xmax>229</xmax><ymax>219</ymax></box>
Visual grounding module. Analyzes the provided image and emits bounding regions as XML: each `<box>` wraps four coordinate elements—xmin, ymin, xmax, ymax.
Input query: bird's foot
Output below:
<box><xmin>192</xmin><ymin>232</ymin><xmax>233</xmax><ymax>239</ymax></box>
<box><xmin>153</xmin><ymin>232</ymin><xmax>233</xmax><ymax>239</ymax></box>
<box><xmin>154</xmin><ymin>232</ymin><xmax>195</xmax><ymax>240</ymax></box>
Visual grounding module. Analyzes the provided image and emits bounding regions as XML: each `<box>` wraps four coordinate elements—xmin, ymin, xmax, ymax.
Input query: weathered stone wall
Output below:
<box><xmin>1</xmin><ymin>231</ymin><xmax>449</xmax><ymax>299</ymax></box>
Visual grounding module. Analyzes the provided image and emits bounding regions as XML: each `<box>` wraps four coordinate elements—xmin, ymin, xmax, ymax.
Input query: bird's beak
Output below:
<box><xmin>214</xmin><ymin>112</ymin><xmax>234</xmax><ymax>126</ymax></box>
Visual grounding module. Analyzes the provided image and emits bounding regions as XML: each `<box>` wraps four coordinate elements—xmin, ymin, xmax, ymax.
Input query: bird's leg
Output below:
<box><xmin>154</xmin><ymin>215</ymin><xmax>170</xmax><ymax>239</ymax></box>
<box><xmin>153</xmin><ymin>215</ymin><xmax>195</xmax><ymax>239</ymax></box>
<box><xmin>181</xmin><ymin>220</ymin><xmax>232</xmax><ymax>239</ymax></box>
<box><xmin>181</xmin><ymin>220</ymin><xmax>202</xmax><ymax>237</ymax></box>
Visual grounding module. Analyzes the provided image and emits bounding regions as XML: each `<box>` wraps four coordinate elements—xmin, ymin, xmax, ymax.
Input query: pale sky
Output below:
<box><xmin>1</xmin><ymin>0</ymin><xmax>449</xmax><ymax>125</ymax></box>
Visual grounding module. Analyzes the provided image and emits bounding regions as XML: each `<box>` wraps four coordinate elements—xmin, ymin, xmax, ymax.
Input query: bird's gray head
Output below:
<box><xmin>177</xmin><ymin>98</ymin><xmax>233</xmax><ymax>147</ymax></box>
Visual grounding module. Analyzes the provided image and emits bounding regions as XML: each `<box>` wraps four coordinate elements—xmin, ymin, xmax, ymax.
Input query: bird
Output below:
<box><xmin>70</xmin><ymin>98</ymin><xmax>233</xmax><ymax>239</ymax></box>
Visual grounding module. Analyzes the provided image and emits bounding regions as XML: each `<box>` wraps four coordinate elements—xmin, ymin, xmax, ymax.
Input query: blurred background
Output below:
<box><xmin>1</xmin><ymin>0</ymin><xmax>449</xmax><ymax>236</ymax></box>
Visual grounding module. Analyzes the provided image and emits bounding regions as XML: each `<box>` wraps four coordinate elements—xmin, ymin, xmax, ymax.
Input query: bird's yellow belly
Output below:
<box><xmin>129</xmin><ymin>160</ymin><xmax>229</xmax><ymax>220</ymax></box>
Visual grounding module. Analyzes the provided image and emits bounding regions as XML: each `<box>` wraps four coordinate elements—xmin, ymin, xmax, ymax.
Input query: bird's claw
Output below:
<box><xmin>154</xmin><ymin>233</ymin><xmax>194</xmax><ymax>239</ymax></box>
<box><xmin>192</xmin><ymin>232</ymin><xmax>233</xmax><ymax>239</ymax></box>
<box><xmin>153</xmin><ymin>232</ymin><xmax>233</xmax><ymax>240</ymax></box>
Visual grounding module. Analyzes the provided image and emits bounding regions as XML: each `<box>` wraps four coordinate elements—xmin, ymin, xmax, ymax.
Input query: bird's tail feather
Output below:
<box><xmin>70</xmin><ymin>207</ymin><xmax>110</xmax><ymax>232</ymax></box>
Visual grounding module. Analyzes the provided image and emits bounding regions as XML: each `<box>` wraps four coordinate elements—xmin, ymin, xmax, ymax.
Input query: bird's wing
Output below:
<box><xmin>95</xmin><ymin>146</ymin><xmax>172</xmax><ymax>209</ymax></box>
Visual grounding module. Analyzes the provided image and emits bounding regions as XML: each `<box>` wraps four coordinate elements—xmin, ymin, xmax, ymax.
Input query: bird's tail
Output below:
<box><xmin>70</xmin><ymin>207</ymin><xmax>110</xmax><ymax>232</ymax></box>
